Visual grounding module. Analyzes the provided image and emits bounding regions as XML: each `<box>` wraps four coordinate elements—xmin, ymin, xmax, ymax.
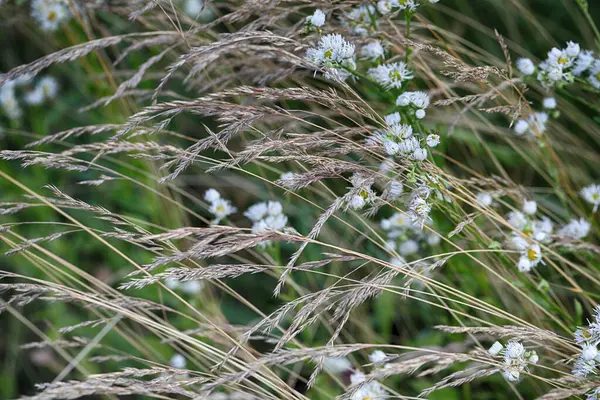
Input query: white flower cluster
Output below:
<box><xmin>360</xmin><ymin>40</ymin><xmax>386</xmax><ymax>61</ymax></box>
<box><xmin>244</xmin><ymin>201</ymin><xmax>288</xmax><ymax>235</ymax></box>
<box><xmin>517</xmin><ymin>42</ymin><xmax>600</xmax><ymax>89</ymax></box>
<box><xmin>381</xmin><ymin>211</ymin><xmax>440</xmax><ymax>259</ymax></box>
<box><xmin>572</xmin><ymin>307</ymin><xmax>600</xmax><ymax>378</ymax></box>
<box><xmin>396</xmin><ymin>91</ymin><xmax>431</xmax><ymax>119</ymax></box>
<box><xmin>348</xmin><ymin>369</ymin><xmax>386</xmax><ymax>400</ymax></box>
<box><xmin>306</xmin><ymin>34</ymin><xmax>356</xmax><ymax>81</ymax></box>
<box><xmin>506</xmin><ymin>200</ymin><xmax>551</xmax><ymax>272</ymax></box>
<box><xmin>204</xmin><ymin>189</ymin><xmax>237</xmax><ymax>223</ymax></box>
<box><xmin>581</xmin><ymin>184</ymin><xmax>600</xmax><ymax>213</ymax></box>
<box><xmin>343</xmin><ymin>4</ymin><xmax>377</xmax><ymax>36</ymax></box>
<box><xmin>557</xmin><ymin>218</ymin><xmax>591</xmax><ymax>240</ymax></box>
<box><xmin>488</xmin><ymin>340</ymin><xmax>538</xmax><ymax>382</ymax></box>
<box><xmin>367</xmin><ymin>108</ymin><xmax>437</xmax><ymax>162</ymax></box>
<box><xmin>31</xmin><ymin>0</ymin><xmax>71</xmax><ymax>31</ymax></box>
<box><xmin>0</xmin><ymin>75</ymin><xmax>59</xmax><ymax>120</ymax></box>
<box><xmin>377</xmin><ymin>0</ymin><xmax>440</xmax><ymax>15</ymax></box>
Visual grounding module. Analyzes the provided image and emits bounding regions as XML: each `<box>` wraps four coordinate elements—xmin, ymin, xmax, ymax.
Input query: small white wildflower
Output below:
<box><xmin>523</xmin><ymin>200</ymin><xmax>537</xmax><ymax>215</ymax></box>
<box><xmin>399</xmin><ymin>239</ymin><xmax>419</xmax><ymax>256</ymax></box>
<box><xmin>581</xmin><ymin>184</ymin><xmax>600</xmax><ymax>212</ymax></box>
<box><xmin>180</xmin><ymin>280</ymin><xmax>204</xmax><ymax>295</ymax></box>
<box><xmin>323</xmin><ymin>357</ymin><xmax>352</xmax><ymax>374</ymax></box>
<box><xmin>209</xmin><ymin>198</ymin><xmax>237</xmax><ymax>222</ymax></box>
<box><xmin>360</xmin><ymin>40</ymin><xmax>385</xmax><ymax>61</ymax></box>
<box><xmin>509</xmin><ymin>234</ymin><xmax>529</xmax><ymax>251</ymax></box>
<box><xmin>389</xmin><ymin>123</ymin><xmax>413</xmax><ymax>139</ymax></box>
<box><xmin>566</xmin><ymin>41</ymin><xmax>581</xmax><ymax>58</ymax></box>
<box><xmin>558</xmin><ymin>218</ymin><xmax>590</xmax><ymax>239</ymax></box>
<box><xmin>514</xmin><ymin>119</ymin><xmax>529</xmax><ymax>136</ymax></box>
<box><xmin>387</xmin><ymin>180</ymin><xmax>403</xmax><ymax>200</ymax></box>
<box><xmin>517</xmin><ymin>243</ymin><xmax>542</xmax><ymax>272</ymax></box>
<box><xmin>505</xmin><ymin>341</ymin><xmax>525</xmax><ymax>359</ymax></box>
<box><xmin>502</xmin><ymin>369</ymin><xmax>520</xmax><ymax>382</ymax></box>
<box><xmin>165</xmin><ymin>278</ymin><xmax>179</xmax><ymax>290</ymax></box>
<box><xmin>369</xmin><ymin>350</ymin><xmax>387</xmax><ymax>364</ymax></box>
<box><xmin>408</xmin><ymin>196</ymin><xmax>431</xmax><ymax>226</ymax></box>
<box><xmin>385</xmin><ymin>112</ymin><xmax>401</xmax><ymax>126</ymax></box>
<box><xmin>426</xmin><ymin>134</ymin><xmax>440</xmax><ymax>147</ymax></box>
<box><xmin>573</xmin><ymin>50</ymin><xmax>595</xmax><ymax>76</ymax></box>
<box><xmin>244</xmin><ymin>202</ymin><xmax>268</xmax><ymax>221</ymax></box>
<box><xmin>306</xmin><ymin>34</ymin><xmax>355</xmax><ymax>80</ymax></box>
<box><xmin>343</xmin><ymin>5</ymin><xmax>377</xmax><ymax>36</ymax></box>
<box><xmin>476</xmin><ymin>192</ymin><xmax>493</xmax><ymax>207</ymax></box>
<box><xmin>412</xmin><ymin>147</ymin><xmax>427</xmax><ymax>161</ymax></box>
<box><xmin>204</xmin><ymin>188</ymin><xmax>221</xmax><ymax>203</ymax></box>
<box><xmin>573</xmin><ymin>356</ymin><xmax>597</xmax><ymax>377</ymax></box>
<box><xmin>377</xmin><ymin>0</ymin><xmax>397</xmax><ymax>14</ymax></box>
<box><xmin>415</xmin><ymin>109</ymin><xmax>426</xmax><ymax>119</ymax></box>
<box><xmin>507</xmin><ymin>211</ymin><xmax>527</xmax><ymax>231</ymax></box>
<box><xmin>349</xmin><ymin>370</ymin><xmax>366</xmax><ymax>385</ymax></box>
<box><xmin>170</xmin><ymin>354</ymin><xmax>187</xmax><ymax>369</ymax></box>
<box><xmin>542</xmin><ymin>97</ymin><xmax>557</xmax><ymax>109</ymax></box>
<box><xmin>589</xmin><ymin>60</ymin><xmax>600</xmax><ymax>89</ymax></box>
<box><xmin>38</xmin><ymin>76</ymin><xmax>58</xmax><ymax>99</ymax></box>
<box><xmin>427</xmin><ymin>233</ymin><xmax>441</xmax><ymax>246</ymax></box>
<box><xmin>280</xmin><ymin>171</ymin><xmax>294</xmax><ymax>181</ymax></box>
<box><xmin>25</xmin><ymin>88</ymin><xmax>45</xmax><ymax>106</ymax></box>
<box><xmin>306</xmin><ymin>9</ymin><xmax>326</xmax><ymax>27</ymax></box>
<box><xmin>488</xmin><ymin>341</ymin><xmax>504</xmax><ymax>356</ymax></box>
<box><xmin>582</xmin><ymin>344</ymin><xmax>599</xmax><ymax>361</ymax></box>
<box><xmin>397</xmin><ymin>136</ymin><xmax>419</xmax><ymax>154</ymax></box>
<box><xmin>349</xmin><ymin>194</ymin><xmax>366</xmax><ymax>210</ymax></box>
<box><xmin>0</xmin><ymin>86</ymin><xmax>21</xmax><ymax>120</ymax></box>
<box><xmin>516</xmin><ymin>58</ymin><xmax>536</xmax><ymax>75</ymax></box>
<box><xmin>31</xmin><ymin>0</ymin><xmax>70</xmax><ymax>31</ymax></box>
<box><xmin>368</xmin><ymin>62</ymin><xmax>413</xmax><ymax>89</ymax></box>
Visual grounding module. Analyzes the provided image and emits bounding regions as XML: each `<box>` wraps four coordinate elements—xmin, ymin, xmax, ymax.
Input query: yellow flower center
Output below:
<box><xmin>324</xmin><ymin>49</ymin><xmax>333</xmax><ymax>59</ymax></box>
<box><xmin>527</xmin><ymin>248</ymin><xmax>538</xmax><ymax>261</ymax></box>
<box><xmin>360</xmin><ymin>189</ymin><xmax>369</xmax><ymax>200</ymax></box>
<box><xmin>523</xmin><ymin>227</ymin><xmax>533</xmax><ymax>237</ymax></box>
<box><xmin>594</xmin><ymin>193</ymin><xmax>599</xmax><ymax>201</ymax></box>
<box><xmin>558</xmin><ymin>56</ymin><xmax>568</xmax><ymax>65</ymax></box>
<box><xmin>48</xmin><ymin>11</ymin><xmax>57</xmax><ymax>21</ymax></box>
<box><xmin>596</xmin><ymin>72</ymin><xmax>600</xmax><ymax>81</ymax></box>
<box><xmin>396</xmin><ymin>216</ymin><xmax>405</xmax><ymax>224</ymax></box>
<box><xmin>216</xmin><ymin>205</ymin><xmax>225</xmax><ymax>213</ymax></box>
<box><xmin>389</xmin><ymin>69</ymin><xmax>403</xmax><ymax>82</ymax></box>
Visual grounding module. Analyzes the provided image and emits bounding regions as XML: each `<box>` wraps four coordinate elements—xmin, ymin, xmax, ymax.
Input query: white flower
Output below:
<box><xmin>517</xmin><ymin>243</ymin><xmax>542</xmax><ymax>272</ymax></box>
<box><xmin>25</xmin><ymin>88</ymin><xmax>44</xmax><ymax>105</ymax></box>
<box><xmin>558</xmin><ymin>218</ymin><xmax>590</xmax><ymax>239</ymax></box>
<box><xmin>387</xmin><ymin>180</ymin><xmax>403</xmax><ymax>200</ymax></box>
<box><xmin>266</xmin><ymin>201</ymin><xmax>283</xmax><ymax>216</ymax></box>
<box><xmin>385</xmin><ymin>112</ymin><xmax>401</xmax><ymax>126</ymax></box>
<box><xmin>389</xmin><ymin>124</ymin><xmax>413</xmax><ymax>139</ymax></box>
<box><xmin>170</xmin><ymin>354</ymin><xmax>187</xmax><ymax>369</ymax></box>
<box><xmin>427</xmin><ymin>233</ymin><xmax>441</xmax><ymax>246</ymax></box>
<box><xmin>369</xmin><ymin>350</ymin><xmax>387</xmax><ymax>364</ymax></box>
<box><xmin>566</xmin><ymin>41</ymin><xmax>581</xmax><ymax>58</ymax></box>
<box><xmin>31</xmin><ymin>0</ymin><xmax>70</xmax><ymax>31</ymax></box>
<box><xmin>514</xmin><ymin>119</ymin><xmax>529</xmax><ymax>136</ymax></box>
<box><xmin>523</xmin><ymin>200</ymin><xmax>537</xmax><ymax>215</ymax></box>
<box><xmin>349</xmin><ymin>194</ymin><xmax>366</xmax><ymax>210</ymax></box>
<box><xmin>306</xmin><ymin>9</ymin><xmax>326</xmax><ymax>27</ymax></box>
<box><xmin>573</xmin><ymin>51</ymin><xmax>595</xmax><ymax>76</ymax></box>
<box><xmin>180</xmin><ymin>280</ymin><xmax>204</xmax><ymax>295</ymax></box>
<box><xmin>589</xmin><ymin>60</ymin><xmax>600</xmax><ymax>89</ymax></box>
<box><xmin>306</xmin><ymin>34</ymin><xmax>355</xmax><ymax>80</ymax></box>
<box><xmin>488</xmin><ymin>341</ymin><xmax>504</xmax><ymax>356</ymax></box>
<box><xmin>426</xmin><ymin>134</ymin><xmax>440</xmax><ymax>147</ymax></box>
<box><xmin>542</xmin><ymin>97</ymin><xmax>557</xmax><ymax>109</ymax></box>
<box><xmin>476</xmin><ymin>192</ymin><xmax>493</xmax><ymax>207</ymax></box>
<box><xmin>415</xmin><ymin>109</ymin><xmax>426</xmax><ymax>119</ymax></box>
<box><xmin>509</xmin><ymin>234</ymin><xmax>529</xmax><ymax>251</ymax></box>
<box><xmin>517</xmin><ymin>58</ymin><xmax>536</xmax><ymax>75</ymax></box>
<box><xmin>505</xmin><ymin>341</ymin><xmax>525</xmax><ymax>359</ymax></box>
<box><xmin>360</xmin><ymin>40</ymin><xmax>385</xmax><ymax>61</ymax></box>
<box><xmin>412</xmin><ymin>147</ymin><xmax>427</xmax><ymax>161</ymax></box>
<box><xmin>209</xmin><ymin>198</ymin><xmax>237</xmax><ymax>222</ymax></box>
<box><xmin>377</xmin><ymin>0</ymin><xmax>398</xmax><ymax>14</ymax></box>
<box><xmin>368</xmin><ymin>62</ymin><xmax>413</xmax><ymax>89</ymax></box>
<box><xmin>507</xmin><ymin>211</ymin><xmax>527</xmax><ymax>231</ymax></box>
<box><xmin>349</xmin><ymin>370</ymin><xmax>366</xmax><ymax>385</ymax></box>
<box><xmin>583</xmin><ymin>344</ymin><xmax>599</xmax><ymax>361</ymax></box>
<box><xmin>165</xmin><ymin>278</ymin><xmax>179</xmax><ymax>290</ymax></box>
<box><xmin>398</xmin><ymin>0</ymin><xmax>419</xmax><ymax>11</ymax></box>
<box><xmin>184</xmin><ymin>0</ymin><xmax>205</xmax><ymax>17</ymax></box>
<box><xmin>502</xmin><ymin>370</ymin><xmax>520</xmax><ymax>382</ymax></box>
<box><xmin>581</xmin><ymin>184</ymin><xmax>600</xmax><ymax>212</ymax></box>
<box><xmin>38</xmin><ymin>76</ymin><xmax>58</xmax><ymax>99</ymax></box>
<box><xmin>323</xmin><ymin>357</ymin><xmax>352</xmax><ymax>374</ymax></box>
<box><xmin>397</xmin><ymin>136</ymin><xmax>419</xmax><ymax>154</ymax></box>
<box><xmin>408</xmin><ymin>196</ymin><xmax>431</xmax><ymax>226</ymax></box>
<box><xmin>0</xmin><ymin>86</ymin><xmax>21</xmax><ymax>120</ymax></box>
<box><xmin>244</xmin><ymin>202</ymin><xmax>268</xmax><ymax>221</ymax></box>
<box><xmin>344</xmin><ymin>5</ymin><xmax>377</xmax><ymax>36</ymax></box>
<box><xmin>252</xmin><ymin>214</ymin><xmax>288</xmax><ymax>234</ymax></box>
<box><xmin>399</xmin><ymin>239</ymin><xmax>419</xmax><ymax>256</ymax></box>
<box><xmin>204</xmin><ymin>188</ymin><xmax>221</xmax><ymax>203</ymax></box>
<box><xmin>573</xmin><ymin>356</ymin><xmax>597</xmax><ymax>377</ymax></box>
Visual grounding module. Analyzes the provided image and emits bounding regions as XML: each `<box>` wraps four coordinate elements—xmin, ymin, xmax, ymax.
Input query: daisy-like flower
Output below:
<box><xmin>489</xmin><ymin>340</ymin><xmax>537</xmax><ymax>383</ymax></box>
<box><xmin>369</xmin><ymin>350</ymin><xmax>387</xmax><ymax>364</ymax></box>
<box><xmin>588</xmin><ymin>60</ymin><xmax>600</xmax><ymax>89</ymax></box>
<box><xmin>513</xmin><ymin>112</ymin><xmax>548</xmax><ymax>137</ymax></box>
<box><xmin>348</xmin><ymin>370</ymin><xmax>386</xmax><ymax>400</ymax></box>
<box><xmin>31</xmin><ymin>0</ymin><xmax>71</xmax><ymax>31</ymax></box>
<box><xmin>412</xmin><ymin>147</ymin><xmax>427</xmax><ymax>161</ymax></box>
<box><xmin>204</xmin><ymin>188</ymin><xmax>221</xmax><ymax>203</ymax></box>
<box><xmin>25</xmin><ymin>76</ymin><xmax>59</xmax><ymax>105</ymax></box>
<box><xmin>377</xmin><ymin>0</ymin><xmax>398</xmax><ymax>14</ymax></box>
<box><xmin>347</xmin><ymin>173</ymin><xmax>376</xmax><ymax>211</ymax></box>
<box><xmin>208</xmin><ymin>198</ymin><xmax>237</xmax><ymax>223</ymax></box>
<box><xmin>0</xmin><ymin>85</ymin><xmax>22</xmax><ymax>120</ymax></box>
<box><xmin>517</xmin><ymin>243</ymin><xmax>542</xmax><ymax>272</ymax></box>
<box><xmin>180</xmin><ymin>280</ymin><xmax>204</xmax><ymax>295</ymax></box>
<box><xmin>360</xmin><ymin>40</ymin><xmax>385</xmax><ymax>61</ymax></box>
<box><xmin>368</xmin><ymin>62</ymin><xmax>413</xmax><ymax>89</ymax></box>
<box><xmin>516</xmin><ymin>58</ymin><xmax>536</xmax><ymax>75</ymax></box>
<box><xmin>323</xmin><ymin>357</ymin><xmax>352</xmax><ymax>374</ymax></box>
<box><xmin>581</xmin><ymin>184</ymin><xmax>600</xmax><ymax>212</ymax></box>
<box><xmin>426</xmin><ymin>134</ymin><xmax>440</xmax><ymax>147</ymax></box>
<box><xmin>385</xmin><ymin>112</ymin><xmax>401</xmax><ymax>126</ymax></box>
<box><xmin>488</xmin><ymin>341</ymin><xmax>504</xmax><ymax>356</ymax></box>
<box><xmin>399</xmin><ymin>239</ymin><xmax>419</xmax><ymax>256</ymax></box>
<box><xmin>306</xmin><ymin>9</ymin><xmax>326</xmax><ymax>27</ymax></box>
<box><xmin>507</xmin><ymin>210</ymin><xmax>527</xmax><ymax>231</ymax></box>
<box><xmin>396</xmin><ymin>91</ymin><xmax>430</xmax><ymax>118</ymax></box>
<box><xmin>246</xmin><ymin>201</ymin><xmax>288</xmax><ymax>246</ymax></box>
<box><xmin>386</xmin><ymin>180</ymin><xmax>403</xmax><ymax>200</ymax></box>
<box><xmin>558</xmin><ymin>218</ymin><xmax>590</xmax><ymax>240</ymax></box>
<box><xmin>306</xmin><ymin>34</ymin><xmax>356</xmax><ymax>81</ymax></box>
<box><xmin>408</xmin><ymin>195</ymin><xmax>431</xmax><ymax>226</ymax></box>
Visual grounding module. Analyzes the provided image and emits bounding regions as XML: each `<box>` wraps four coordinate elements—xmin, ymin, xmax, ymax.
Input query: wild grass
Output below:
<box><xmin>0</xmin><ymin>0</ymin><xmax>599</xmax><ymax>399</ymax></box>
